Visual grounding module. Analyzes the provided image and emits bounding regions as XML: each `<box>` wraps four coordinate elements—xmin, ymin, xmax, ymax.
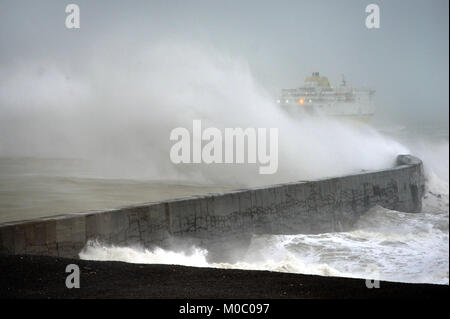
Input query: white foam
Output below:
<box><xmin>80</xmin><ymin>183</ymin><xmax>448</xmax><ymax>285</ymax></box>
<box><xmin>80</xmin><ymin>240</ymin><xmax>210</xmax><ymax>268</ymax></box>
<box><xmin>79</xmin><ymin>147</ymin><xmax>449</xmax><ymax>285</ymax></box>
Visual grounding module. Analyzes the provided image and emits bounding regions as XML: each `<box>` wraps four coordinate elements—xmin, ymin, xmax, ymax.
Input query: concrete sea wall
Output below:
<box><xmin>0</xmin><ymin>155</ymin><xmax>425</xmax><ymax>259</ymax></box>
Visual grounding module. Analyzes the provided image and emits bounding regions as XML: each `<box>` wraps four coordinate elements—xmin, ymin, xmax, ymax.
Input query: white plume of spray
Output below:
<box><xmin>0</xmin><ymin>40</ymin><xmax>408</xmax><ymax>186</ymax></box>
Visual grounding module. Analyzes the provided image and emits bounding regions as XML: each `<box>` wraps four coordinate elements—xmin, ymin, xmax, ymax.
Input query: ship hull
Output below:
<box><xmin>279</xmin><ymin>101</ymin><xmax>375</xmax><ymax>122</ymax></box>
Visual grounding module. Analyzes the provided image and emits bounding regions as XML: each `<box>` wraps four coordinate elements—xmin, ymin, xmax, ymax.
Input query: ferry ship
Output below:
<box><xmin>277</xmin><ymin>72</ymin><xmax>375</xmax><ymax>121</ymax></box>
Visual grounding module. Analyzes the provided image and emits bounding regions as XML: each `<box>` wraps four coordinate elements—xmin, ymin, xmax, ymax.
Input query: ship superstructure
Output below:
<box><xmin>277</xmin><ymin>72</ymin><xmax>375</xmax><ymax>120</ymax></box>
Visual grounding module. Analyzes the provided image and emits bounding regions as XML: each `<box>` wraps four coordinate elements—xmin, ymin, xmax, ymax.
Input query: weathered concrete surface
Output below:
<box><xmin>0</xmin><ymin>155</ymin><xmax>425</xmax><ymax>259</ymax></box>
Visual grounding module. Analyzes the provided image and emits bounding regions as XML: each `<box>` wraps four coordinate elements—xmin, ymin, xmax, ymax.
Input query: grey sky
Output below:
<box><xmin>0</xmin><ymin>0</ymin><xmax>448</xmax><ymax>127</ymax></box>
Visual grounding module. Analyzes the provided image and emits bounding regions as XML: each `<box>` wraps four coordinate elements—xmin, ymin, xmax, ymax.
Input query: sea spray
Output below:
<box><xmin>0</xmin><ymin>41</ymin><xmax>408</xmax><ymax>185</ymax></box>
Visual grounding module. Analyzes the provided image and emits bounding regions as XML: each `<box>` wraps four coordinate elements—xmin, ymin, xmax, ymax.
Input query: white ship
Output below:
<box><xmin>277</xmin><ymin>72</ymin><xmax>375</xmax><ymax>121</ymax></box>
